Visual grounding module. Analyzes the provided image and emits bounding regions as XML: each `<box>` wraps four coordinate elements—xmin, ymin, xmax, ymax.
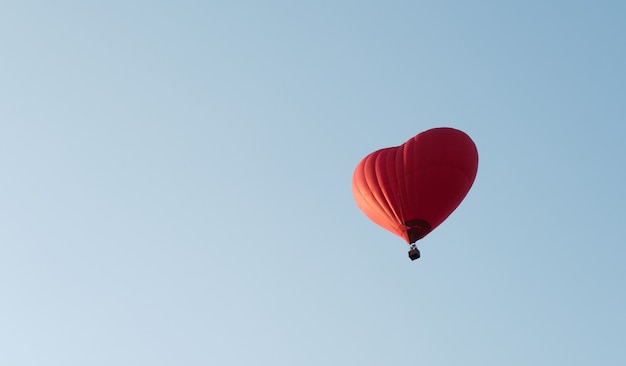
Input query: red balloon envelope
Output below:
<box><xmin>352</xmin><ymin>127</ymin><xmax>478</xmax><ymax>247</ymax></box>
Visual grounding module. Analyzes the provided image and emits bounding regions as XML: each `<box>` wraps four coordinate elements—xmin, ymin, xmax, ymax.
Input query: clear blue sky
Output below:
<box><xmin>1</xmin><ymin>1</ymin><xmax>625</xmax><ymax>365</ymax></box>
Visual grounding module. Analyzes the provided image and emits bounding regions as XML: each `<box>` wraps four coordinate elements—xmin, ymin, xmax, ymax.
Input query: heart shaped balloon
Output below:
<box><xmin>352</xmin><ymin>127</ymin><xmax>478</xmax><ymax>247</ymax></box>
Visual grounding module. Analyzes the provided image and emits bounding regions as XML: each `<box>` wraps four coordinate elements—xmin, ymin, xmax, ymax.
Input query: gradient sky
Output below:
<box><xmin>1</xmin><ymin>1</ymin><xmax>625</xmax><ymax>365</ymax></box>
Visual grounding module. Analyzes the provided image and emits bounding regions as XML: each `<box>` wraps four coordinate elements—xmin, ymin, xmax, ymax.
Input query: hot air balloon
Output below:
<box><xmin>352</xmin><ymin>127</ymin><xmax>478</xmax><ymax>261</ymax></box>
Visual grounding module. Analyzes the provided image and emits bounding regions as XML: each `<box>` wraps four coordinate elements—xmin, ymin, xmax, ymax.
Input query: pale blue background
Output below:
<box><xmin>1</xmin><ymin>1</ymin><xmax>625</xmax><ymax>365</ymax></box>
